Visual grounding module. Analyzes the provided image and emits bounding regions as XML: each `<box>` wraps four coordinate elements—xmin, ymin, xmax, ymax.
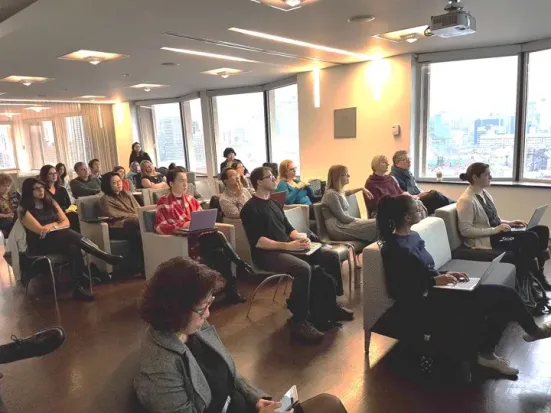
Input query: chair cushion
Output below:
<box><xmin>438</xmin><ymin>259</ymin><xmax>516</xmax><ymax>289</ymax></box>
<box><xmin>23</xmin><ymin>252</ymin><xmax>67</xmax><ymax>266</ymax></box>
<box><xmin>345</xmin><ymin>194</ymin><xmax>361</xmax><ymax>219</ymax></box>
<box><xmin>451</xmin><ymin>245</ymin><xmax>504</xmax><ymax>262</ymax></box>
<box><xmin>151</xmin><ymin>189</ymin><xmax>169</xmax><ymax>204</ymax></box>
<box><xmin>79</xmin><ymin>197</ymin><xmax>101</xmax><ymax>221</ymax></box>
<box><xmin>143</xmin><ymin>210</ymin><xmax>157</xmax><ymax>233</ymax></box>
<box><xmin>435</xmin><ymin>204</ymin><xmax>462</xmax><ymax>251</ymax></box>
<box><xmin>411</xmin><ymin>217</ymin><xmax>452</xmax><ymax>269</ymax></box>
<box><xmin>348</xmin><ymin>240</ymin><xmax>369</xmax><ymax>254</ymax></box>
<box><xmin>328</xmin><ymin>244</ymin><xmax>350</xmax><ymax>261</ymax></box>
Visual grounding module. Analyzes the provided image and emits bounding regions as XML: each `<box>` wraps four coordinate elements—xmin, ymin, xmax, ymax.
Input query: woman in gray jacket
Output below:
<box><xmin>321</xmin><ymin>165</ymin><xmax>377</xmax><ymax>242</ymax></box>
<box><xmin>134</xmin><ymin>256</ymin><xmax>347</xmax><ymax>413</ymax></box>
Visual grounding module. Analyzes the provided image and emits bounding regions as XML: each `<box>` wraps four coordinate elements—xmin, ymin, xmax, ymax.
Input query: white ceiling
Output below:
<box><xmin>1</xmin><ymin>0</ymin><xmax>551</xmax><ymax>102</ymax></box>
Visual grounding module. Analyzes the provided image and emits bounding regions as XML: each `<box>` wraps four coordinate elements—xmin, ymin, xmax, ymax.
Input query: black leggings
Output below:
<box><xmin>27</xmin><ymin>229</ymin><xmax>87</xmax><ymax>287</ymax></box>
<box><xmin>490</xmin><ymin>225</ymin><xmax>549</xmax><ymax>276</ymax></box>
<box><xmin>196</xmin><ymin>231</ymin><xmax>238</xmax><ymax>288</ymax></box>
<box><xmin>109</xmin><ymin>218</ymin><xmax>143</xmax><ymax>268</ymax></box>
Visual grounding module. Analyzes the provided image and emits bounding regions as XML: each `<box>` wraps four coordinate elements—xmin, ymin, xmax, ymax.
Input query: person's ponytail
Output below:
<box><xmin>377</xmin><ymin>195</ymin><xmax>397</xmax><ymax>243</ymax></box>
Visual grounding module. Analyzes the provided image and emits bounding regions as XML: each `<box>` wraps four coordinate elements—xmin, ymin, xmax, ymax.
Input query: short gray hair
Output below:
<box><xmin>392</xmin><ymin>150</ymin><xmax>409</xmax><ymax>166</ymax></box>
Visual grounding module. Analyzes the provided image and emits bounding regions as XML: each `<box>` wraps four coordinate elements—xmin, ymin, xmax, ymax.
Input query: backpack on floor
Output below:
<box><xmin>516</xmin><ymin>267</ymin><xmax>551</xmax><ymax>316</ymax></box>
<box><xmin>307</xmin><ymin>265</ymin><xmax>341</xmax><ymax>332</ymax></box>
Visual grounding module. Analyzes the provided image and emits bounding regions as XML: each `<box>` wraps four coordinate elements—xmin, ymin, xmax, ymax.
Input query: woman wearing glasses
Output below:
<box><xmin>18</xmin><ymin>178</ymin><xmax>122</xmax><ymax>301</ymax></box>
<box><xmin>321</xmin><ymin>165</ymin><xmax>377</xmax><ymax>242</ymax></box>
<box><xmin>276</xmin><ymin>160</ymin><xmax>315</xmax><ymax>207</ymax></box>
<box><xmin>135</xmin><ymin>256</ymin><xmax>347</xmax><ymax>413</ymax></box>
<box><xmin>39</xmin><ymin>165</ymin><xmax>79</xmax><ymax>232</ymax></box>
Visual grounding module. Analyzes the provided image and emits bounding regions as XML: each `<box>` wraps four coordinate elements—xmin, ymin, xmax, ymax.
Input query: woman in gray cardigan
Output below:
<box><xmin>321</xmin><ymin>165</ymin><xmax>377</xmax><ymax>242</ymax></box>
<box><xmin>134</xmin><ymin>256</ymin><xmax>348</xmax><ymax>413</ymax></box>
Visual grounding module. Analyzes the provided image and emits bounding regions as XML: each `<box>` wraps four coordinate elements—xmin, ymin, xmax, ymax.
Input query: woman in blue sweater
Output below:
<box><xmin>276</xmin><ymin>160</ymin><xmax>314</xmax><ymax>206</ymax></box>
<box><xmin>377</xmin><ymin>194</ymin><xmax>551</xmax><ymax>377</ymax></box>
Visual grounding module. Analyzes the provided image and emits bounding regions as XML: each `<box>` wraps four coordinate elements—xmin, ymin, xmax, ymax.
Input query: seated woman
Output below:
<box><xmin>18</xmin><ymin>178</ymin><xmax>122</xmax><ymax>301</ymax></box>
<box><xmin>457</xmin><ymin>163</ymin><xmax>551</xmax><ymax>289</ymax></box>
<box><xmin>155</xmin><ymin>167</ymin><xmax>253</xmax><ymax>304</ymax></box>
<box><xmin>321</xmin><ymin>165</ymin><xmax>376</xmax><ymax>242</ymax></box>
<box><xmin>39</xmin><ymin>165</ymin><xmax>79</xmax><ymax>232</ymax></box>
<box><xmin>112</xmin><ymin>166</ymin><xmax>135</xmax><ymax>192</ymax></box>
<box><xmin>377</xmin><ymin>194</ymin><xmax>551</xmax><ymax>376</ymax></box>
<box><xmin>138</xmin><ymin>160</ymin><xmax>168</xmax><ymax>190</ymax></box>
<box><xmin>220</xmin><ymin>147</ymin><xmax>248</xmax><ymax>177</ymax></box>
<box><xmin>364</xmin><ymin>155</ymin><xmax>427</xmax><ymax>219</ymax></box>
<box><xmin>99</xmin><ymin>172</ymin><xmax>143</xmax><ymax>273</ymax></box>
<box><xmin>55</xmin><ymin>163</ymin><xmax>69</xmax><ymax>189</ymax></box>
<box><xmin>233</xmin><ymin>160</ymin><xmax>254</xmax><ymax>195</ymax></box>
<box><xmin>219</xmin><ymin>167</ymin><xmax>252</xmax><ymax>219</ymax></box>
<box><xmin>276</xmin><ymin>160</ymin><xmax>314</xmax><ymax>207</ymax></box>
<box><xmin>134</xmin><ymin>256</ymin><xmax>347</xmax><ymax>413</ymax></box>
<box><xmin>0</xmin><ymin>173</ymin><xmax>20</xmax><ymax>238</ymax></box>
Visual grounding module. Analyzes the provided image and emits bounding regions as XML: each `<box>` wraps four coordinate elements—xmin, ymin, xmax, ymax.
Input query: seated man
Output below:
<box><xmin>70</xmin><ymin>162</ymin><xmax>101</xmax><ymax>199</ymax></box>
<box><xmin>88</xmin><ymin>158</ymin><xmax>102</xmax><ymax>180</ymax></box>
<box><xmin>154</xmin><ymin>167</ymin><xmax>252</xmax><ymax>304</ymax></box>
<box><xmin>390</xmin><ymin>150</ymin><xmax>453</xmax><ymax>215</ymax></box>
<box><xmin>219</xmin><ymin>167</ymin><xmax>251</xmax><ymax>219</ymax></box>
<box><xmin>240</xmin><ymin>166</ymin><xmax>354</xmax><ymax>344</ymax></box>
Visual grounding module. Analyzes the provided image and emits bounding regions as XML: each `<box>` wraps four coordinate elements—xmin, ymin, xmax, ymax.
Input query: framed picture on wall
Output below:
<box><xmin>334</xmin><ymin>107</ymin><xmax>356</xmax><ymax>139</ymax></box>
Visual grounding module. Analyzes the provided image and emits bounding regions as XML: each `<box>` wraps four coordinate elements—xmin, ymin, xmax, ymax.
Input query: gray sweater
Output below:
<box><xmin>70</xmin><ymin>176</ymin><xmax>101</xmax><ymax>199</ymax></box>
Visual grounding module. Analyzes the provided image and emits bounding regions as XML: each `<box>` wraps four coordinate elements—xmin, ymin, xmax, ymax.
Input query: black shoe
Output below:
<box><xmin>225</xmin><ymin>289</ymin><xmax>246</xmax><ymax>304</ymax></box>
<box><xmin>236</xmin><ymin>262</ymin><xmax>255</xmax><ymax>279</ymax></box>
<box><xmin>335</xmin><ymin>303</ymin><xmax>354</xmax><ymax>321</ymax></box>
<box><xmin>0</xmin><ymin>328</ymin><xmax>65</xmax><ymax>364</ymax></box>
<box><xmin>72</xmin><ymin>285</ymin><xmax>95</xmax><ymax>302</ymax></box>
<box><xmin>290</xmin><ymin>320</ymin><xmax>324</xmax><ymax>344</ymax></box>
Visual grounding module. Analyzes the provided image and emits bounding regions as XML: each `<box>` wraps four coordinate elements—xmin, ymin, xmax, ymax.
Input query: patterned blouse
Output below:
<box><xmin>0</xmin><ymin>191</ymin><xmax>21</xmax><ymax>217</ymax></box>
<box><xmin>154</xmin><ymin>193</ymin><xmax>202</xmax><ymax>235</ymax></box>
<box><xmin>219</xmin><ymin>188</ymin><xmax>252</xmax><ymax>219</ymax></box>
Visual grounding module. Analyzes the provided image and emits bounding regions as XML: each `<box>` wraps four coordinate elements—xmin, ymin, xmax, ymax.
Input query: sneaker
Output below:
<box><xmin>524</xmin><ymin>321</ymin><xmax>551</xmax><ymax>342</ymax></box>
<box><xmin>290</xmin><ymin>320</ymin><xmax>324</xmax><ymax>344</ymax></box>
<box><xmin>0</xmin><ymin>328</ymin><xmax>65</xmax><ymax>364</ymax></box>
<box><xmin>477</xmin><ymin>354</ymin><xmax>519</xmax><ymax>376</ymax></box>
<box><xmin>335</xmin><ymin>303</ymin><xmax>354</xmax><ymax>321</ymax></box>
<box><xmin>72</xmin><ymin>286</ymin><xmax>95</xmax><ymax>302</ymax></box>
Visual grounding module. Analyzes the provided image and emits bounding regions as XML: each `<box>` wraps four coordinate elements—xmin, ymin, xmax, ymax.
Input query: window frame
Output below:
<box><xmin>0</xmin><ymin>122</ymin><xmax>18</xmax><ymax>171</ymax></box>
<box><xmin>416</xmin><ymin>41</ymin><xmax>551</xmax><ymax>184</ymax></box>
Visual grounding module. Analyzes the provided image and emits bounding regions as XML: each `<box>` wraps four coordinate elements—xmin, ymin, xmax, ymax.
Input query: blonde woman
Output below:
<box><xmin>138</xmin><ymin>160</ymin><xmax>168</xmax><ymax>190</ymax></box>
<box><xmin>321</xmin><ymin>165</ymin><xmax>377</xmax><ymax>242</ymax></box>
<box><xmin>275</xmin><ymin>160</ymin><xmax>314</xmax><ymax>206</ymax></box>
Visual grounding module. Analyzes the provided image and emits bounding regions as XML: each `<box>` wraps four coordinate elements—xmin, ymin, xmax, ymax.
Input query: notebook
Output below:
<box><xmin>286</xmin><ymin>242</ymin><xmax>323</xmax><ymax>256</ymax></box>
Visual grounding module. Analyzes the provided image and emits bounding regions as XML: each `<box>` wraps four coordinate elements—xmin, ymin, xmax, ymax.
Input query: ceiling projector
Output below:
<box><xmin>429</xmin><ymin>0</ymin><xmax>476</xmax><ymax>38</ymax></box>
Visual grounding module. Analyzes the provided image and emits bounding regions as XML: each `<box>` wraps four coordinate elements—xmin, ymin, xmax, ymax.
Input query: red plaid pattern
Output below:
<box><xmin>154</xmin><ymin>192</ymin><xmax>202</xmax><ymax>235</ymax></box>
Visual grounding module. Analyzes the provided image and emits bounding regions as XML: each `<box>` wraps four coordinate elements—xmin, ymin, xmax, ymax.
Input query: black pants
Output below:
<box><xmin>197</xmin><ymin>231</ymin><xmax>239</xmax><ymax>290</ymax></box>
<box><xmin>109</xmin><ymin>218</ymin><xmax>143</xmax><ymax>269</ymax></box>
<box><xmin>27</xmin><ymin>229</ymin><xmax>86</xmax><ymax>287</ymax></box>
<box><xmin>419</xmin><ymin>190</ymin><xmax>454</xmax><ymax>215</ymax></box>
<box><xmin>66</xmin><ymin>211</ymin><xmax>81</xmax><ymax>233</ymax></box>
<box><xmin>0</xmin><ymin>218</ymin><xmax>14</xmax><ymax>238</ymax></box>
<box><xmin>490</xmin><ymin>225</ymin><xmax>549</xmax><ymax>277</ymax></box>
<box><xmin>253</xmin><ymin>246</ymin><xmax>343</xmax><ymax>322</ymax></box>
<box><xmin>428</xmin><ymin>284</ymin><xmax>538</xmax><ymax>354</ymax></box>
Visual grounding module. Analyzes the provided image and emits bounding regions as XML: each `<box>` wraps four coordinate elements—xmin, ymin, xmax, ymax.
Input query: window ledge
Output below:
<box><xmin>417</xmin><ymin>178</ymin><xmax>551</xmax><ymax>189</ymax></box>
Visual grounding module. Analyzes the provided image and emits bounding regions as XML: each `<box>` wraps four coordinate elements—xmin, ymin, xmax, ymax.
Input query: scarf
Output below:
<box><xmin>390</xmin><ymin>166</ymin><xmax>421</xmax><ymax>195</ymax></box>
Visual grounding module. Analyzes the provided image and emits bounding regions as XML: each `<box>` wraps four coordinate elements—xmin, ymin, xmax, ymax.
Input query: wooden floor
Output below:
<box><xmin>0</xmin><ymin>256</ymin><xmax>551</xmax><ymax>413</ymax></box>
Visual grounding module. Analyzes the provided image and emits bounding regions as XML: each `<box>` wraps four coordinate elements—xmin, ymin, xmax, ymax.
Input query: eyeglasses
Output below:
<box><xmin>48</xmin><ymin>172</ymin><xmax>58</xmax><ymax>176</ymax></box>
<box><xmin>260</xmin><ymin>175</ymin><xmax>276</xmax><ymax>181</ymax></box>
<box><xmin>32</xmin><ymin>186</ymin><xmax>44</xmax><ymax>191</ymax></box>
<box><xmin>192</xmin><ymin>296</ymin><xmax>215</xmax><ymax>317</ymax></box>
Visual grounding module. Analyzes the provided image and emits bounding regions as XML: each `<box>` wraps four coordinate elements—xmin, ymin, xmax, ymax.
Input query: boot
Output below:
<box><xmin>224</xmin><ymin>278</ymin><xmax>246</xmax><ymax>304</ymax></box>
<box><xmin>217</xmin><ymin>234</ymin><xmax>255</xmax><ymax>277</ymax></box>
<box><xmin>73</xmin><ymin>285</ymin><xmax>95</xmax><ymax>302</ymax></box>
<box><xmin>78</xmin><ymin>238</ymin><xmax>123</xmax><ymax>266</ymax></box>
<box><xmin>0</xmin><ymin>328</ymin><xmax>65</xmax><ymax>364</ymax></box>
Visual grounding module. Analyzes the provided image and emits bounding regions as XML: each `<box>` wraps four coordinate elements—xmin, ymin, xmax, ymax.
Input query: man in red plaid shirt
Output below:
<box><xmin>154</xmin><ymin>167</ymin><xmax>251</xmax><ymax>304</ymax></box>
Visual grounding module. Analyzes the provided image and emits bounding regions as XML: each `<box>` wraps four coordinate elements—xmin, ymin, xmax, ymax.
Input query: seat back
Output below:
<box><xmin>222</xmin><ymin>217</ymin><xmax>252</xmax><ymax>265</ymax></box>
<box><xmin>435</xmin><ymin>203</ymin><xmax>462</xmax><ymax>251</ymax></box>
<box><xmin>312</xmin><ymin>203</ymin><xmax>330</xmax><ymax>241</ymax></box>
<box><xmin>186</xmin><ymin>172</ymin><xmax>196</xmax><ymax>185</ymax></box>
<box><xmin>138</xmin><ymin>206</ymin><xmax>158</xmax><ymax>233</ymax></box>
<box><xmin>195</xmin><ymin>179</ymin><xmax>213</xmax><ymax>201</ymax></box>
<box><xmin>76</xmin><ymin>195</ymin><xmax>102</xmax><ymax>221</ymax></box>
<box><xmin>141</xmin><ymin>188</ymin><xmax>169</xmax><ymax>206</ymax></box>
<box><xmin>308</xmin><ymin>179</ymin><xmax>323</xmax><ymax>198</ymax></box>
<box><xmin>284</xmin><ymin>205</ymin><xmax>309</xmax><ymax>233</ymax></box>
<box><xmin>151</xmin><ymin>189</ymin><xmax>169</xmax><ymax>204</ymax></box>
<box><xmin>346</xmin><ymin>194</ymin><xmax>361</xmax><ymax>219</ymax></box>
<box><xmin>217</xmin><ymin>180</ymin><xmax>225</xmax><ymax>195</ymax></box>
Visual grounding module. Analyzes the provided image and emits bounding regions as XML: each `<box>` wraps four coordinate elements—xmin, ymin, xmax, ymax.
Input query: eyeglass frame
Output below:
<box><xmin>192</xmin><ymin>296</ymin><xmax>215</xmax><ymax>317</ymax></box>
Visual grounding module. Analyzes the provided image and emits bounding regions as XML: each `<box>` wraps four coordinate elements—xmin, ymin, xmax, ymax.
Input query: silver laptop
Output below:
<box><xmin>174</xmin><ymin>209</ymin><xmax>217</xmax><ymax>235</ymax></box>
<box><xmin>434</xmin><ymin>252</ymin><xmax>506</xmax><ymax>291</ymax></box>
<box><xmin>510</xmin><ymin>204</ymin><xmax>548</xmax><ymax>232</ymax></box>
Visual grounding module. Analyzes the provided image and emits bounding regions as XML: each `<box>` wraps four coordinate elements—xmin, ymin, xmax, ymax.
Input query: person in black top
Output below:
<box><xmin>39</xmin><ymin>165</ymin><xmax>79</xmax><ymax>232</ymax></box>
<box><xmin>220</xmin><ymin>148</ymin><xmax>248</xmax><ymax>177</ymax></box>
<box><xmin>18</xmin><ymin>178</ymin><xmax>122</xmax><ymax>301</ymax></box>
<box><xmin>377</xmin><ymin>194</ymin><xmax>551</xmax><ymax>377</ymax></box>
<box><xmin>88</xmin><ymin>158</ymin><xmax>102</xmax><ymax>180</ymax></box>
<box><xmin>135</xmin><ymin>256</ymin><xmax>348</xmax><ymax>413</ymax></box>
<box><xmin>70</xmin><ymin>162</ymin><xmax>101</xmax><ymax>199</ymax></box>
<box><xmin>55</xmin><ymin>163</ymin><xmax>68</xmax><ymax>188</ymax></box>
<box><xmin>240</xmin><ymin>167</ymin><xmax>353</xmax><ymax>344</ymax></box>
<box><xmin>129</xmin><ymin>142</ymin><xmax>152</xmax><ymax>167</ymax></box>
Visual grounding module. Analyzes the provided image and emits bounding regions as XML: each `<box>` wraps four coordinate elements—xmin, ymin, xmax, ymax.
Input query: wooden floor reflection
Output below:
<box><xmin>0</xmin><ymin>257</ymin><xmax>550</xmax><ymax>413</ymax></box>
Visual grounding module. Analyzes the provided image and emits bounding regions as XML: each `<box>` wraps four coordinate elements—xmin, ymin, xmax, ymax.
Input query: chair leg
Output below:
<box><xmin>348</xmin><ymin>254</ymin><xmax>353</xmax><ymax>296</ymax></box>
<box><xmin>273</xmin><ymin>277</ymin><xmax>284</xmax><ymax>301</ymax></box>
<box><xmin>247</xmin><ymin>274</ymin><xmax>292</xmax><ymax>318</ymax></box>
<box><xmin>282</xmin><ymin>278</ymin><xmax>290</xmax><ymax>296</ymax></box>
<box><xmin>86</xmin><ymin>253</ymin><xmax>93</xmax><ymax>293</ymax></box>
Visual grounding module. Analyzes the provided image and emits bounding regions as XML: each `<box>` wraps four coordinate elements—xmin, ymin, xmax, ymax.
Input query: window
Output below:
<box><xmin>28</xmin><ymin>120</ymin><xmax>58</xmax><ymax>169</ymax></box>
<box><xmin>66</xmin><ymin>116</ymin><xmax>92</xmax><ymax>167</ymax></box>
<box><xmin>421</xmin><ymin>56</ymin><xmax>519</xmax><ymax>179</ymax></box>
<box><xmin>41</xmin><ymin>120</ymin><xmax>58</xmax><ymax>166</ymax></box>
<box><xmin>268</xmin><ymin>84</ymin><xmax>300</xmax><ymax>174</ymax></box>
<box><xmin>213</xmin><ymin>92</ymin><xmax>267</xmax><ymax>173</ymax></box>
<box><xmin>0</xmin><ymin>124</ymin><xmax>16</xmax><ymax>170</ymax></box>
<box><xmin>151</xmin><ymin>103</ymin><xmax>186</xmax><ymax>168</ymax></box>
<box><xmin>183</xmin><ymin>99</ymin><xmax>207</xmax><ymax>174</ymax></box>
<box><xmin>524</xmin><ymin>49</ymin><xmax>551</xmax><ymax>180</ymax></box>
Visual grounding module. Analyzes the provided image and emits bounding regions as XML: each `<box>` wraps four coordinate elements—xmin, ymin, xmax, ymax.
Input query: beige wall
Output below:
<box><xmin>297</xmin><ymin>54</ymin><xmax>414</xmax><ymax>190</ymax></box>
<box><xmin>113</xmin><ymin>102</ymin><xmax>134</xmax><ymax>168</ymax></box>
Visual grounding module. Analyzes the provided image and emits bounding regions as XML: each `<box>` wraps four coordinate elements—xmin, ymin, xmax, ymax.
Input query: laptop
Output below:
<box><xmin>173</xmin><ymin>209</ymin><xmax>217</xmax><ymax>235</ymax></box>
<box><xmin>271</xmin><ymin>191</ymin><xmax>287</xmax><ymax>207</ymax></box>
<box><xmin>433</xmin><ymin>252</ymin><xmax>506</xmax><ymax>291</ymax></box>
<box><xmin>510</xmin><ymin>204</ymin><xmax>548</xmax><ymax>232</ymax></box>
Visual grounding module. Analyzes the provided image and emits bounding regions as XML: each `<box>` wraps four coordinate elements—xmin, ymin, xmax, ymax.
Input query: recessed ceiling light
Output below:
<box><xmin>348</xmin><ymin>15</ymin><xmax>375</xmax><ymax>23</ymax></box>
<box><xmin>0</xmin><ymin>75</ymin><xmax>53</xmax><ymax>85</ymax></box>
<box><xmin>123</xmin><ymin>73</ymin><xmax>131</xmax><ymax>77</ymax></box>
<box><xmin>161</xmin><ymin>62</ymin><xmax>180</xmax><ymax>66</ymax></box>
<box><xmin>58</xmin><ymin>49</ymin><xmax>130</xmax><ymax>65</ymax></box>
<box><xmin>161</xmin><ymin>47</ymin><xmax>258</xmax><ymax>63</ymax></box>
<box><xmin>26</xmin><ymin>106</ymin><xmax>51</xmax><ymax>112</ymax></box>
<box><xmin>251</xmin><ymin>0</ymin><xmax>317</xmax><ymax>12</ymax></box>
<box><xmin>202</xmin><ymin>68</ymin><xmax>245</xmax><ymax>78</ymax></box>
<box><xmin>0</xmin><ymin>112</ymin><xmax>20</xmax><ymax>118</ymax></box>
<box><xmin>374</xmin><ymin>25</ymin><xmax>429</xmax><ymax>43</ymax></box>
<box><xmin>228</xmin><ymin>27</ymin><xmax>370</xmax><ymax>60</ymax></box>
<box><xmin>0</xmin><ymin>93</ymin><xmax>5</xmax><ymax>96</ymax></box>
<box><xmin>78</xmin><ymin>95</ymin><xmax>107</xmax><ymax>99</ymax></box>
<box><xmin>127</xmin><ymin>83</ymin><xmax>168</xmax><ymax>92</ymax></box>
